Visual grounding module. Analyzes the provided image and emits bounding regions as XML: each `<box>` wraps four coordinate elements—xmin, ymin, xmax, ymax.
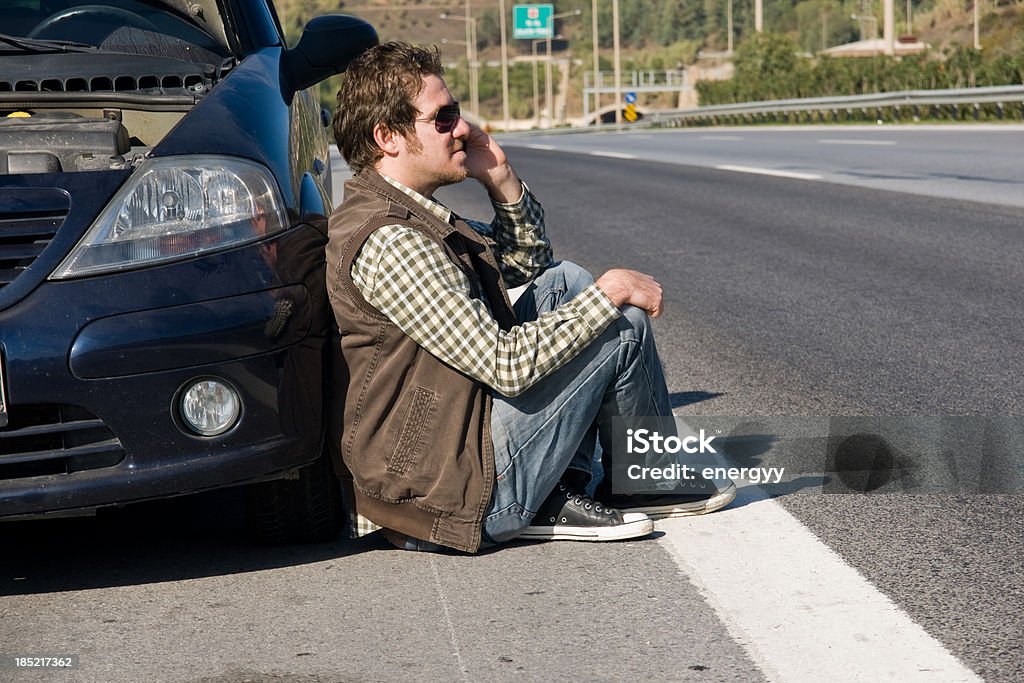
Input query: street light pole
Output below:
<box><xmin>440</xmin><ymin>11</ymin><xmax>479</xmax><ymax>120</ymax></box>
<box><xmin>592</xmin><ymin>0</ymin><xmax>600</xmax><ymax>126</ymax></box>
<box><xmin>543</xmin><ymin>9</ymin><xmax>581</xmax><ymax>129</ymax></box>
<box><xmin>499</xmin><ymin>0</ymin><xmax>510</xmax><ymax>130</ymax></box>
<box><xmin>545</xmin><ymin>18</ymin><xmax>553</xmax><ymax>128</ymax></box>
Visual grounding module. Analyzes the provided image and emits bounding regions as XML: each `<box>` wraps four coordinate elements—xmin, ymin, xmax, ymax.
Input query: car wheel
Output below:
<box><xmin>245</xmin><ymin>446</ymin><xmax>344</xmax><ymax>543</ymax></box>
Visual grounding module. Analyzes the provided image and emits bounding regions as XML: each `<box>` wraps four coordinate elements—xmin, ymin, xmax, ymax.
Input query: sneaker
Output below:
<box><xmin>602</xmin><ymin>481</ymin><xmax>737</xmax><ymax>521</ymax></box>
<box><xmin>519</xmin><ymin>482</ymin><xmax>654</xmax><ymax>542</ymax></box>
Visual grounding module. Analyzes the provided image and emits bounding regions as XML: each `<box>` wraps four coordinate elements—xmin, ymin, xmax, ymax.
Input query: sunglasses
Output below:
<box><xmin>416</xmin><ymin>103</ymin><xmax>461</xmax><ymax>134</ymax></box>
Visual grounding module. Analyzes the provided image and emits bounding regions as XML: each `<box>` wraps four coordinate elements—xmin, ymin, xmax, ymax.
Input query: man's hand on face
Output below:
<box><xmin>595</xmin><ymin>269</ymin><xmax>665</xmax><ymax>318</ymax></box>
<box><xmin>462</xmin><ymin>123</ymin><xmax>523</xmax><ymax>203</ymax></box>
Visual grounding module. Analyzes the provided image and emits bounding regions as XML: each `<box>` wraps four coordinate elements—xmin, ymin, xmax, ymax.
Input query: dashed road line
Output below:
<box><xmin>818</xmin><ymin>139</ymin><xmax>897</xmax><ymax>146</ymax></box>
<box><xmin>716</xmin><ymin>164</ymin><xmax>822</xmax><ymax>180</ymax></box>
<box><xmin>590</xmin><ymin>150</ymin><xmax>639</xmax><ymax>160</ymax></box>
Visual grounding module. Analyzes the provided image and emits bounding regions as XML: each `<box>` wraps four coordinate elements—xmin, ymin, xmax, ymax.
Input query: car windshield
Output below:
<box><xmin>1</xmin><ymin>0</ymin><xmax>230</xmax><ymax>63</ymax></box>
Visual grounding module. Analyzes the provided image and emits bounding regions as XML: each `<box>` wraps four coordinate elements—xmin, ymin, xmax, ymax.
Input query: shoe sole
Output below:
<box><xmin>623</xmin><ymin>482</ymin><xmax>738</xmax><ymax>520</ymax></box>
<box><xmin>518</xmin><ymin>517</ymin><xmax>655</xmax><ymax>542</ymax></box>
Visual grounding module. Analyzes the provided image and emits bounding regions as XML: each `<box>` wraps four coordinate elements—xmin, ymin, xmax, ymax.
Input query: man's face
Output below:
<box><xmin>397</xmin><ymin>74</ymin><xmax>471</xmax><ymax>194</ymax></box>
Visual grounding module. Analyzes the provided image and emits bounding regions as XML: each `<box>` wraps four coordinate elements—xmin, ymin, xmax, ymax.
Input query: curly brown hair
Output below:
<box><xmin>333</xmin><ymin>42</ymin><xmax>444</xmax><ymax>174</ymax></box>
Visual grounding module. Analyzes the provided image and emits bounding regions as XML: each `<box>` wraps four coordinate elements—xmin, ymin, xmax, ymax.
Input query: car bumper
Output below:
<box><xmin>0</xmin><ymin>224</ymin><xmax>330</xmax><ymax>518</ymax></box>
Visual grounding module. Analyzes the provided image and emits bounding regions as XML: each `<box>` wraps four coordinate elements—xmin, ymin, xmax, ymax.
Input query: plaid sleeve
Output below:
<box><xmin>463</xmin><ymin>183</ymin><xmax>552</xmax><ymax>288</ymax></box>
<box><xmin>352</xmin><ymin>225</ymin><xmax>620</xmax><ymax>397</ymax></box>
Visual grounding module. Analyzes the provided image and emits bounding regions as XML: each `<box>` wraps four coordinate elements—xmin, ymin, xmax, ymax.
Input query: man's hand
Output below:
<box><xmin>462</xmin><ymin>123</ymin><xmax>522</xmax><ymax>203</ymax></box>
<box><xmin>595</xmin><ymin>269</ymin><xmax>665</xmax><ymax>318</ymax></box>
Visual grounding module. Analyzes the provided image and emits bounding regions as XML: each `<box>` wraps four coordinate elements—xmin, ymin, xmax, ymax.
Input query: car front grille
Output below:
<box><xmin>0</xmin><ymin>404</ymin><xmax>125</xmax><ymax>479</ymax></box>
<box><xmin>0</xmin><ymin>189</ymin><xmax>68</xmax><ymax>291</ymax></box>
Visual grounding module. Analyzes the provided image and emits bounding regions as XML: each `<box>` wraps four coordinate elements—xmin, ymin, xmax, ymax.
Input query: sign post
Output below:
<box><xmin>624</xmin><ymin>91</ymin><xmax>637</xmax><ymax>122</ymax></box>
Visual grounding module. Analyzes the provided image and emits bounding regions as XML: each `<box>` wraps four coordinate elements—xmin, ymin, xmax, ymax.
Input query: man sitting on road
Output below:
<box><xmin>327</xmin><ymin>42</ymin><xmax>735</xmax><ymax>552</ymax></box>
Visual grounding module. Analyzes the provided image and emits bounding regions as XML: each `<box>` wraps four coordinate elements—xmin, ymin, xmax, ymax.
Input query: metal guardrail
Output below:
<box><xmin>644</xmin><ymin>85</ymin><xmax>1024</xmax><ymax>126</ymax></box>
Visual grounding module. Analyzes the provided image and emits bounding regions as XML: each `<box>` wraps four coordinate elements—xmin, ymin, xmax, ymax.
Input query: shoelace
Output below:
<box><xmin>555</xmin><ymin>482</ymin><xmax>614</xmax><ymax>515</ymax></box>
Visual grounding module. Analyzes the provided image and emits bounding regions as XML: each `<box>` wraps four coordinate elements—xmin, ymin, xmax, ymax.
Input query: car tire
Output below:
<box><xmin>245</xmin><ymin>447</ymin><xmax>344</xmax><ymax>544</ymax></box>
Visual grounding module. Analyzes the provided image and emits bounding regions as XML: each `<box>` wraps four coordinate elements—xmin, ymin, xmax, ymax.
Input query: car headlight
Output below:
<box><xmin>50</xmin><ymin>155</ymin><xmax>288</xmax><ymax>279</ymax></box>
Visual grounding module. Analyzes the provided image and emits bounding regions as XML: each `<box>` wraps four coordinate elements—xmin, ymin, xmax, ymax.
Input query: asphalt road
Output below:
<box><xmin>507</xmin><ymin>124</ymin><xmax>1024</xmax><ymax>208</ymax></box>
<box><xmin>2</xmin><ymin>127</ymin><xmax>1022</xmax><ymax>682</ymax></box>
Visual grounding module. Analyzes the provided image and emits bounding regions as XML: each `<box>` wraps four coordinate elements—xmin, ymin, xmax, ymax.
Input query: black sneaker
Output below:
<box><xmin>602</xmin><ymin>481</ymin><xmax>737</xmax><ymax>521</ymax></box>
<box><xmin>519</xmin><ymin>482</ymin><xmax>654</xmax><ymax>542</ymax></box>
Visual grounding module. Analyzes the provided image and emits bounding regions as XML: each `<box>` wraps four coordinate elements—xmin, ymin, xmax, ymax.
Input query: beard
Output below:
<box><xmin>406</xmin><ymin>136</ymin><xmax>468</xmax><ymax>189</ymax></box>
<box><xmin>433</xmin><ymin>166</ymin><xmax>469</xmax><ymax>188</ymax></box>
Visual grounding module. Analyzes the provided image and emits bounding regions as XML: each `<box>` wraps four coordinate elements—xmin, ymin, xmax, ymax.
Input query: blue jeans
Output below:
<box><xmin>483</xmin><ymin>261</ymin><xmax>672</xmax><ymax>544</ymax></box>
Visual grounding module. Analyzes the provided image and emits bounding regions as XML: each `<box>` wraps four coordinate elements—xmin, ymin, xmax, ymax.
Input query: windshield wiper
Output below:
<box><xmin>0</xmin><ymin>33</ymin><xmax>97</xmax><ymax>54</ymax></box>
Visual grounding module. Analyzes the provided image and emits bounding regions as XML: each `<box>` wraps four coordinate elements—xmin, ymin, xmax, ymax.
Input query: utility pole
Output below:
<box><xmin>466</xmin><ymin>0</ymin><xmax>478</xmax><ymax>119</ymax></box>
<box><xmin>612</xmin><ymin>0</ymin><xmax>621</xmax><ymax>124</ymax></box>
<box><xmin>883</xmin><ymin>0</ymin><xmax>895</xmax><ymax>55</ymax></box>
<box><xmin>532</xmin><ymin>38</ymin><xmax>542</xmax><ymax>127</ymax></box>
<box><xmin>974</xmin><ymin>0</ymin><xmax>981</xmax><ymax>50</ymax></box>
<box><xmin>727</xmin><ymin>0</ymin><xmax>733</xmax><ymax>54</ymax></box>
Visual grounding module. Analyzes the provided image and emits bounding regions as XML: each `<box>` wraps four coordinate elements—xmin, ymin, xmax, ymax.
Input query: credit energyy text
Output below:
<box><xmin>627</xmin><ymin>464</ymin><xmax>786</xmax><ymax>485</ymax></box>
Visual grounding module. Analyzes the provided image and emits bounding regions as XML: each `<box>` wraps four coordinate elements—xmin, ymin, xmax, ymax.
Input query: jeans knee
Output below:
<box><xmin>620</xmin><ymin>304</ymin><xmax>654</xmax><ymax>339</ymax></box>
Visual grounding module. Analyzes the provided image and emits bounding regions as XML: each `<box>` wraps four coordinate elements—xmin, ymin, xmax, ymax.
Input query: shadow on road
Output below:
<box><xmin>669</xmin><ymin>391</ymin><xmax>724</xmax><ymax>409</ymax></box>
<box><xmin>0</xmin><ymin>487</ymin><xmax>390</xmax><ymax>596</ymax></box>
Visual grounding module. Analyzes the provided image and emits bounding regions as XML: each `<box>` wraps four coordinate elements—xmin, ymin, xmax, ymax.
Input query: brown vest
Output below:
<box><xmin>325</xmin><ymin>169</ymin><xmax>517</xmax><ymax>552</ymax></box>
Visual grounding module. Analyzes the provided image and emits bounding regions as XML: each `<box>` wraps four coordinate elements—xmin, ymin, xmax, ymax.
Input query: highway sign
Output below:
<box><xmin>513</xmin><ymin>4</ymin><xmax>554</xmax><ymax>39</ymax></box>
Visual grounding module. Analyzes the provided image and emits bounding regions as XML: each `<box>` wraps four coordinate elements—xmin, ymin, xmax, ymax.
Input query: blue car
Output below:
<box><xmin>0</xmin><ymin>0</ymin><xmax>377</xmax><ymax>540</ymax></box>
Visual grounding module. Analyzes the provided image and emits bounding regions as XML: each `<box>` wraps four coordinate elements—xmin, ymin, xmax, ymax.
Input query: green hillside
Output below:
<box><xmin>284</xmin><ymin>0</ymin><xmax>1024</xmax><ymax>121</ymax></box>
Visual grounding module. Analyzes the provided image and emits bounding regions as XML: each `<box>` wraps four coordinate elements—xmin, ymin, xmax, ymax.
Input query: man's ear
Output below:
<box><xmin>373</xmin><ymin>123</ymin><xmax>401</xmax><ymax>156</ymax></box>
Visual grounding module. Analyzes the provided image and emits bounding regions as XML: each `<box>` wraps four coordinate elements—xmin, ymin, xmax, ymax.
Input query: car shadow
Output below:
<box><xmin>0</xmin><ymin>487</ymin><xmax>391</xmax><ymax>596</ymax></box>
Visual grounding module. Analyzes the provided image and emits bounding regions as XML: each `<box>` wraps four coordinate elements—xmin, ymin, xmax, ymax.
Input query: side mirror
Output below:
<box><xmin>286</xmin><ymin>15</ymin><xmax>378</xmax><ymax>91</ymax></box>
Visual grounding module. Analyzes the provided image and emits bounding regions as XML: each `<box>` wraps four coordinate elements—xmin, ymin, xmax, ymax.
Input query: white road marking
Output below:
<box><xmin>716</xmin><ymin>164</ymin><xmax>822</xmax><ymax>180</ymax></box>
<box><xmin>430</xmin><ymin>556</ymin><xmax>470</xmax><ymax>682</ymax></box>
<box><xmin>590</xmin><ymin>150</ymin><xmax>638</xmax><ymax>160</ymax></box>
<box><xmin>701</xmin><ymin>135</ymin><xmax>744</xmax><ymax>141</ymax></box>
<box><xmin>524</xmin><ymin>144</ymin><xmax>557</xmax><ymax>150</ymax></box>
<box><xmin>658</xmin><ymin>482</ymin><xmax>982</xmax><ymax>682</ymax></box>
<box><xmin>818</xmin><ymin>139</ymin><xmax>897</xmax><ymax>146</ymax></box>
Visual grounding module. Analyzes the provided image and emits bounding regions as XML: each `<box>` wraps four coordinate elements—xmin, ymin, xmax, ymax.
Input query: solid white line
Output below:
<box><xmin>658</xmin><ymin>483</ymin><xmax>982</xmax><ymax>682</ymax></box>
<box><xmin>589</xmin><ymin>150</ymin><xmax>638</xmax><ymax>160</ymax></box>
<box><xmin>818</xmin><ymin>139</ymin><xmax>897</xmax><ymax>146</ymax></box>
<box><xmin>716</xmin><ymin>164</ymin><xmax>822</xmax><ymax>180</ymax></box>
<box><xmin>524</xmin><ymin>144</ymin><xmax>557</xmax><ymax>151</ymax></box>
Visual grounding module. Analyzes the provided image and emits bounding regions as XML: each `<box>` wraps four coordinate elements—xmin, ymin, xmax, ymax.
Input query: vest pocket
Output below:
<box><xmin>386</xmin><ymin>386</ymin><xmax>438</xmax><ymax>476</ymax></box>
